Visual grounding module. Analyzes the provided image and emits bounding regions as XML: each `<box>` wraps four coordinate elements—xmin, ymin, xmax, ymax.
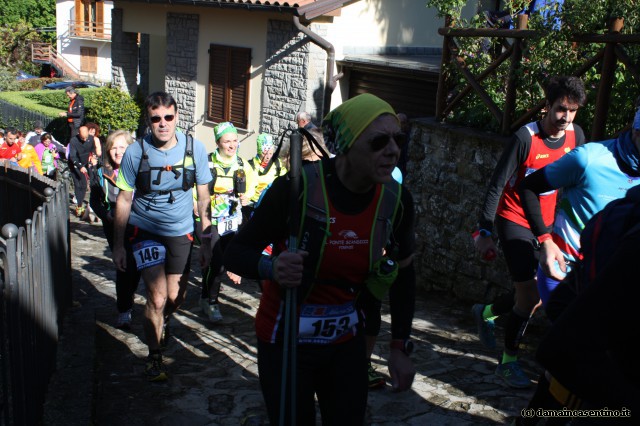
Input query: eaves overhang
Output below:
<box><xmin>114</xmin><ymin>0</ymin><xmax>358</xmax><ymax>21</ymax></box>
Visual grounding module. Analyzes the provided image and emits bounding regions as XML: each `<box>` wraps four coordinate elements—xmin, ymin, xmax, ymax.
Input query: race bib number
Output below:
<box><xmin>132</xmin><ymin>240</ymin><xmax>166</xmax><ymax>271</ymax></box>
<box><xmin>298</xmin><ymin>302</ymin><xmax>359</xmax><ymax>344</ymax></box>
<box><xmin>215</xmin><ymin>213</ymin><xmax>241</xmax><ymax>236</ymax></box>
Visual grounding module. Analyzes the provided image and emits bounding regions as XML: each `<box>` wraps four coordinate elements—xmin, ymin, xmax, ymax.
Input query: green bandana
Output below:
<box><xmin>256</xmin><ymin>133</ymin><xmax>274</xmax><ymax>155</ymax></box>
<box><xmin>214</xmin><ymin>122</ymin><xmax>237</xmax><ymax>141</ymax></box>
<box><xmin>323</xmin><ymin>93</ymin><xmax>398</xmax><ymax>154</ymax></box>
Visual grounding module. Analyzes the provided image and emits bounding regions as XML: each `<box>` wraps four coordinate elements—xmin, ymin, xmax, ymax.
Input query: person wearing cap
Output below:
<box><xmin>223</xmin><ymin>94</ymin><xmax>416</xmax><ymax>425</ymax></box>
<box><xmin>242</xmin><ymin>132</ymin><xmax>287</xmax><ymax>220</ymax></box>
<box><xmin>199</xmin><ymin>122</ymin><xmax>256</xmax><ymax>323</ymax></box>
<box><xmin>59</xmin><ymin>86</ymin><xmax>85</xmax><ymax>139</ymax></box>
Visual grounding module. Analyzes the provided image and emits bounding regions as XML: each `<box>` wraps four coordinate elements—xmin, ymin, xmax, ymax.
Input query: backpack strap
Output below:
<box><xmin>300</xmin><ymin>160</ymin><xmax>402</xmax><ymax>278</ymax></box>
<box><xmin>135</xmin><ymin>134</ymin><xmax>192</xmax><ymax>197</ymax></box>
<box><xmin>181</xmin><ymin>133</ymin><xmax>196</xmax><ymax>191</ymax></box>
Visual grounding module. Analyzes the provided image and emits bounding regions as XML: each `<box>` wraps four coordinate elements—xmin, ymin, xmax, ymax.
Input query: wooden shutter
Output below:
<box><xmin>208</xmin><ymin>45</ymin><xmax>228</xmax><ymax>124</ymax></box>
<box><xmin>229</xmin><ymin>48</ymin><xmax>250</xmax><ymax>129</ymax></box>
<box><xmin>96</xmin><ymin>1</ymin><xmax>104</xmax><ymax>36</ymax></box>
<box><xmin>80</xmin><ymin>46</ymin><xmax>98</xmax><ymax>73</ymax></box>
<box><xmin>75</xmin><ymin>0</ymin><xmax>83</xmax><ymax>36</ymax></box>
<box><xmin>208</xmin><ymin>45</ymin><xmax>251</xmax><ymax>129</ymax></box>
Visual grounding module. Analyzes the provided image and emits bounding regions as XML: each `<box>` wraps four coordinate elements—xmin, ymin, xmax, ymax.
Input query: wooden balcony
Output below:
<box><xmin>68</xmin><ymin>20</ymin><xmax>111</xmax><ymax>41</ymax></box>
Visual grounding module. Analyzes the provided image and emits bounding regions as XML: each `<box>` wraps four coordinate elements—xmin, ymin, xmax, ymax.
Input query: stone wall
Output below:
<box><xmin>260</xmin><ymin>20</ymin><xmax>327</xmax><ymax>138</ymax></box>
<box><xmin>405</xmin><ymin>118</ymin><xmax>513</xmax><ymax>303</ymax></box>
<box><xmin>165</xmin><ymin>13</ymin><xmax>199</xmax><ymax>131</ymax></box>
<box><xmin>111</xmin><ymin>8</ymin><xmax>139</xmax><ymax>95</ymax></box>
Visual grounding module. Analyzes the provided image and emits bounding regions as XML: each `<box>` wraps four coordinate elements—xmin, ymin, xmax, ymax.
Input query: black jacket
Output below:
<box><xmin>67</xmin><ymin>94</ymin><xmax>85</xmax><ymax>129</ymax></box>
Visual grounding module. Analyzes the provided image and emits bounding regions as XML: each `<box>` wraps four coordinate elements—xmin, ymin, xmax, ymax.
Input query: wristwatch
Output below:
<box><xmin>390</xmin><ymin>339</ymin><xmax>414</xmax><ymax>356</ymax></box>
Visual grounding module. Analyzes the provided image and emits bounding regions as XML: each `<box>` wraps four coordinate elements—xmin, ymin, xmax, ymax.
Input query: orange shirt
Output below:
<box><xmin>18</xmin><ymin>144</ymin><xmax>43</xmax><ymax>174</ymax></box>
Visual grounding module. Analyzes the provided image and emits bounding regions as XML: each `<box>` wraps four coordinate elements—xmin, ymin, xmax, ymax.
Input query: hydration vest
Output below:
<box><xmin>134</xmin><ymin>134</ymin><xmax>196</xmax><ymax>202</ymax></box>
<box><xmin>208</xmin><ymin>155</ymin><xmax>246</xmax><ymax>195</ymax></box>
<box><xmin>248</xmin><ymin>157</ymin><xmax>281</xmax><ymax>177</ymax></box>
<box><xmin>298</xmin><ymin>160</ymin><xmax>402</xmax><ymax>280</ymax></box>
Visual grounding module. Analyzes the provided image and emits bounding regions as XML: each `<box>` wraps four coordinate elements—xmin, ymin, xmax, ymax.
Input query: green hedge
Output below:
<box><xmin>0</xmin><ymin>86</ymin><xmax>140</xmax><ymax>142</ymax></box>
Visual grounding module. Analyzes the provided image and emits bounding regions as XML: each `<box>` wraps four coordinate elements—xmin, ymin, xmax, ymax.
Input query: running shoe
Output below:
<box><xmin>495</xmin><ymin>361</ymin><xmax>531</xmax><ymax>389</ymax></box>
<box><xmin>75</xmin><ymin>206</ymin><xmax>85</xmax><ymax>217</ymax></box>
<box><xmin>115</xmin><ymin>309</ymin><xmax>132</xmax><ymax>330</ymax></box>
<box><xmin>200</xmin><ymin>298</ymin><xmax>223</xmax><ymax>323</ymax></box>
<box><xmin>368</xmin><ymin>362</ymin><xmax>386</xmax><ymax>389</ymax></box>
<box><xmin>144</xmin><ymin>354</ymin><xmax>168</xmax><ymax>382</ymax></box>
<box><xmin>471</xmin><ymin>304</ymin><xmax>496</xmax><ymax>349</ymax></box>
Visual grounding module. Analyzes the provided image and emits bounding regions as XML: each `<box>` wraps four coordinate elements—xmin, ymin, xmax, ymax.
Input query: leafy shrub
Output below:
<box><xmin>85</xmin><ymin>86</ymin><xmax>140</xmax><ymax>134</ymax></box>
<box><xmin>429</xmin><ymin>0</ymin><xmax>640</xmax><ymax>139</ymax></box>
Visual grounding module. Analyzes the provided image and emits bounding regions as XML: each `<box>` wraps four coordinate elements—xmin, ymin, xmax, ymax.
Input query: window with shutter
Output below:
<box><xmin>80</xmin><ymin>46</ymin><xmax>98</xmax><ymax>73</ymax></box>
<box><xmin>208</xmin><ymin>44</ymin><xmax>251</xmax><ymax>129</ymax></box>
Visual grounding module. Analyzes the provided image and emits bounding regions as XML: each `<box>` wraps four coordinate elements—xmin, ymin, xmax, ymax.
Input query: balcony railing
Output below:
<box><xmin>68</xmin><ymin>20</ymin><xmax>111</xmax><ymax>40</ymax></box>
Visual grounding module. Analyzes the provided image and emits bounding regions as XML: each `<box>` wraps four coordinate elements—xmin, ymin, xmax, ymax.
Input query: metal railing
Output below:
<box><xmin>0</xmin><ymin>99</ymin><xmax>56</xmax><ymax>133</ymax></box>
<box><xmin>0</xmin><ymin>163</ymin><xmax>71</xmax><ymax>425</ymax></box>
<box><xmin>68</xmin><ymin>20</ymin><xmax>112</xmax><ymax>40</ymax></box>
<box><xmin>31</xmin><ymin>42</ymin><xmax>81</xmax><ymax>79</ymax></box>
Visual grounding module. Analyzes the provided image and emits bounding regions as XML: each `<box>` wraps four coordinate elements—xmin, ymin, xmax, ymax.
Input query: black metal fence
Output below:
<box><xmin>0</xmin><ymin>100</ymin><xmax>55</xmax><ymax>133</ymax></box>
<box><xmin>0</xmin><ymin>163</ymin><xmax>71</xmax><ymax>425</ymax></box>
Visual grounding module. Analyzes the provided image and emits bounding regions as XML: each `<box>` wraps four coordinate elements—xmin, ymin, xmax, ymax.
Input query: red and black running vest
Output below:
<box><xmin>255</xmin><ymin>161</ymin><xmax>401</xmax><ymax>344</ymax></box>
<box><xmin>498</xmin><ymin>122</ymin><xmax>577</xmax><ymax>229</ymax></box>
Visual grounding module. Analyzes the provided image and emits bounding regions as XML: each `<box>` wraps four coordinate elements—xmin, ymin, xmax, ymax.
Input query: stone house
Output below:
<box><xmin>109</xmin><ymin>0</ymin><xmax>514</xmax><ymax>301</ymax></box>
<box><xmin>110</xmin><ymin>0</ymin><xmax>446</xmax><ymax>154</ymax></box>
<box><xmin>55</xmin><ymin>0</ymin><xmax>115</xmax><ymax>83</ymax></box>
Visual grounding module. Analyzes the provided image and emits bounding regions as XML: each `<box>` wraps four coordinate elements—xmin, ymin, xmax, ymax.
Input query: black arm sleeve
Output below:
<box><xmin>518</xmin><ymin>168</ymin><xmax>556</xmax><ymax>236</ymax></box>
<box><xmin>389</xmin><ymin>261</ymin><xmax>416</xmax><ymax>340</ymax></box>
<box><xmin>478</xmin><ymin>130</ymin><xmax>531</xmax><ymax>231</ymax></box>
<box><xmin>388</xmin><ymin>189</ymin><xmax>416</xmax><ymax>340</ymax></box>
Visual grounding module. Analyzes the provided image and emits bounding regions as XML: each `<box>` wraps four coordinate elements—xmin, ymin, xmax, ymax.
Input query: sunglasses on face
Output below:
<box><xmin>369</xmin><ymin>132</ymin><xmax>407</xmax><ymax>152</ymax></box>
<box><xmin>149</xmin><ymin>114</ymin><xmax>175</xmax><ymax>124</ymax></box>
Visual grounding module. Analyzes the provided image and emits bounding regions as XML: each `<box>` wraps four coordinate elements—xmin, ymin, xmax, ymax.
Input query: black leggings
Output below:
<box><xmin>202</xmin><ymin>232</ymin><xmax>235</xmax><ymax>300</ymax></box>
<box><xmin>257</xmin><ymin>334</ymin><xmax>368</xmax><ymax>426</ymax></box>
<box><xmin>70</xmin><ymin>168</ymin><xmax>88</xmax><ymax>206</ymax></box>
<box><xmin>103</xmin><ymin>220</ymin><xmax>141</xmax><ymax>313</ymax></box>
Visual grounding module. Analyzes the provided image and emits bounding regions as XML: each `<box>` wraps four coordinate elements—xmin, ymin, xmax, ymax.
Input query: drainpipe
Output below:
<box><xmin>293</xmin><ymin>16</ymin><xmax>343</xmax><ymax>120</ymax></box>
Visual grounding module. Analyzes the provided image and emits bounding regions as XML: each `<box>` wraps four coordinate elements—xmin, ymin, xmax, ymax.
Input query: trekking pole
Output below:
<box><xmin>238</xmin><ymin>129</ymin><xmax>256</xmax><ymax>144</ymax></box>
<box><xmin>279</xmin><ymin>129</ymin><xmax>302</xmax><ymax>426</ymax></box>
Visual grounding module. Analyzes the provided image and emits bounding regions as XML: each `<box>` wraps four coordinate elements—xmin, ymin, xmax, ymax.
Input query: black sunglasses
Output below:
<box><xmin>149</xmin><ymin>114</ymin><xmax>175</xmax><ymax>124</ymax></box>
<box><xmin>370</xmin><ymin>132</ymin><xmax>407</xmax><ymax>152</ymax></box>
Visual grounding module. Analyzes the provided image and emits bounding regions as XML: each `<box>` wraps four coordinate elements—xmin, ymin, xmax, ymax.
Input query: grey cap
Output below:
<box><xmin>34</xmin><ymin>120</ymin><xmax>43</xmax><ymax>129</ymax></box>
<box><xmin>65</xmin><ymin>86</ymin><xmax>76</xmax><ymax>94</ymax></box>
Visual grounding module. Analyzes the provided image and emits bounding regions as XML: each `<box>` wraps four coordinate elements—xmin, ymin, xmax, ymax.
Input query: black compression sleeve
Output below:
<box><xmin>519</xmin><ymin>168</ymin><xmax>555</xmax><ymax>236</ymax></box>
<box><xmin>478</xmin><ymin>130</ymin><xmax>531</xmax><ymax>231</ymax></box>
<box><xmin>388</xmin><ymin>261</ymin><xmax>415</xmax><ymax>340</ymax></box>
<box><xmin>222</xmin><ymin>175</ymin><xmax>290</xmax><ymax>279</ymax></box>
